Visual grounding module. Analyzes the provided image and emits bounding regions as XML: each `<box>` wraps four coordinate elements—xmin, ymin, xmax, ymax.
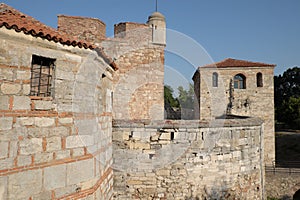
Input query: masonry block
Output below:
<box><xmin>12</xmin><ymin>96</ymin><xmax>31</xmax><ymax>110</ymax></box>
<box><xmin>33</xmin><ymin>100</ymin><xmax>53</xmax><ymax>110</ymax></box>
<box><xmin>66</xmin><ymin>159</ymin><xmax>94</xmax><ymax>185</ymax></box>
<box><xmin>0</xmin><ymin>96</ymin><xmax>9</xmax><ymax>110</ymax></box>
<box><xmin>0</xmin><ymin>117</ymin><xmax>13</xmax><ymax>131</ymax></box>
<box><xmin>44</xmin><ymin>164</ymin><xmax>66</xmax><ymax>190</ymax></box>
<box><xmin>17</xmin><ymin>155</ymin><xmax>32</xmax><ymax>166</ymax></box>
<box><xmin>22</xmin><ymin>84</ymin><xmax>30</xmax><ymax>95</ymax></box>
<box><xmin>47</xmin><ymin>136</ymin><xmax>62</xmax><ymax>152</ymax></box>
<box><xmin>16</xmin><ymin>70</ymin><xmax>30</xmax><ymax>80</ymax></box>
<box><xmin>58</xmin><ymin>117</ymin><xmax>73</xmax><ymax>124</ymax></box>
<box><xmin>0</xmin><ymin>176</ymin><xmax>7</xmax><ymax>200</ymax></box>
<box><xmin>34</xmin><ymin>152</ymin><xmax>53</xmax><ymax>164</ymax></box>
<box><xmin>17</xmin><ymin>117</ymin><xmax>35</xmax><ymax>126</ymax></box>
<box><xmin>8</xmin><ymin>169</ymin><xmax>42</xmax><ymax>199</ymax></box>
<box><xmin>66</xmin><ymin>135</ymin><xmax>94</xmax><ymax>148</ymax></box>
<box><xmin>34</xmin><ymin>117</ymin><xmax>55</xmax><ymax>127</ymax></box>
<box><xmin>55</xmin><ymin>150</ymin><xmax>71</xmax><ymax>160</ymax></box>
<box><xmin>0</xmin><ymin>142</ymin><xmax>9</xmax><ymax>159</ymax></box>
<box><xmin>0</xmin><ymin>83</ymin><xmax>21</xmax><ymax>95</ymax></box>
<box><xmin>9</xmin><ymin>140</ymin><xmax>18</xmax><ymax>158</ymax></box>
<box><xmin>19</xmin><ymin>138</ymin><xmax>43</xmax><ymax>155</ymax></box>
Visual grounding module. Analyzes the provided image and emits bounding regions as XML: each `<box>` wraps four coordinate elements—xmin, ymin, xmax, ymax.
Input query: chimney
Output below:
<box><xmin>57</xmin><ymin>15</ymin><xmax>106</xmax><ymax>43</ymax></box>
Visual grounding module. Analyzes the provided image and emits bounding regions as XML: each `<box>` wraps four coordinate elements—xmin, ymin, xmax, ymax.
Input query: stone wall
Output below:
<box><xmin>101</xmin><ymin>27</ymin><xmax>165</xmax><ymax>121</ymax></box>
<box><xmin>266</xmin><ymin>169</ymin><xmax>300</xmax><ymax>199</ymax></box>
<box><xmin>0</xmin><ymin>27</ymin><xmax>113</xmax><ymax>199</ymax></box>
<box><xmin>195</xmin><ymin>67</ymin><xmax>275</xmax><ymax>164</ymax></box>
<box><xmin>112</xmin><ymin>118</ymin><xmax>264</xmax><ymax>199</ymax></box>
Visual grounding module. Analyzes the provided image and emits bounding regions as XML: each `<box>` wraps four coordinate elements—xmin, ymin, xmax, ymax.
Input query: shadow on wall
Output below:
<box><xmin>294</xmin><ymin>189</ymin><xmax>300</xmax><ymax>200</ymax></box>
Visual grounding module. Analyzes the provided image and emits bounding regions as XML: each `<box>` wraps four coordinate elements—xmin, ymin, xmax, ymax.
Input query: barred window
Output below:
<box><xmin>30</xmin><ymin>55</ymin><xmax>55</xmax><ymax>97</ymax></box>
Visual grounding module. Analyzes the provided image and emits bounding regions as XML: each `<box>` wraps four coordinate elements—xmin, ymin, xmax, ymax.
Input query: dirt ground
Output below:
<box><xmin>276</xmin><ymin>131</ymin><xmax>300</xmax><ymax>162</ymax></box>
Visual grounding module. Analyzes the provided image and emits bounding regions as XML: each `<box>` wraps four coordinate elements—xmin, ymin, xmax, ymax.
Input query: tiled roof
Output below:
<box><xmin>201</xmin><ymin>58</ymin><xmax>276</xmax><ymax>68</ymax></box>
<box><xmin>0</xmin><ymin>3</ymin><xmax>117</xmax><ymax>70</ymax></box>
<box><xmin>0</xmin><ymin>3</ymin><xmax>95</xmax><ymax>49</ymax></box>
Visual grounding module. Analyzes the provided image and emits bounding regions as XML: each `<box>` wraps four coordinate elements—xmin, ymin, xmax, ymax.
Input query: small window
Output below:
<box><xmin>30</xmin><ymin>55</ymin><xmax>55</xmax><ymax>97</ymax></box>
<box><xmin>212</xmin><ymin>72</ymin><xmax>218</xmax><ymax>87</ymax></box>
<box><xmin>234</xmin><ymin>74</ymin><xmax>246</xmax><ymax>89</ymax></box>
<box><xmin>256</xmin><ymin>72</ymin><xmax>263</xmax><ymax>87</ymax></box>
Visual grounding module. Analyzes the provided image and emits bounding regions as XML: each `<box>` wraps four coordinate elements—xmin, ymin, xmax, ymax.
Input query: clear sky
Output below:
<box><xmin>2</xmin><ymin>0</ymin><xmax>300</xmax><ymax>82</ymax></box>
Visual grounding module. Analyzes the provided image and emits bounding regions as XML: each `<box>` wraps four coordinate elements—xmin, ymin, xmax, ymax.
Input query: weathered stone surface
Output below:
<box><xmin>17</xmin><ymin>155</ymin><xmax>32</xmax><ymax>166</ymax></box>
<box><xmin>0</xmin><ymin>83</ymin><xmax>21</xmax><ymax>95</ymax></box>
<box><xmin>0</xmin><ymin>141</ymin><xmax>8</xmax><ymax>159</ymax></box>
<box><xmin>44</xmin><ymin>164</ymin><xmax>66</xmax><ymax>190</ymax></box>
<box><xmin>19</xmin><ymin>138</ymin><xmax>43</xmax><ymax>155</ymax></box>
<box><xmin>17</xmin><ymin>117</ymin><xmax>35</xmax><ymax>126</ymax></box>
<box><xmin>47</xmin><ymin>136</ymin><xmax>61</xmax><ymax>152</ymax></box>
<box><xmin>66</xmin><ymin>135</ymin><xmax>94</xmax><ymax>148</ymax></box>
<box><xmin>0</xmin><ymin>117</ymin><xmax>13</xmax><ymax>131</ymax></box>
<box><xmin>194</xmin><ymin>66</ymin><xmax>275</xmax><ymax>164</ymax></box>
<box><xmin>58</xmin><ymin>117</ymin><xmax>73</xmax><ymax>124</ymax></box>
<box><xmin>16</xmin><ymin>70</ymin><xmax>30</xmax><ymax>80</ymax></box>
<box><xmin>66</xmin><ymin>159</ymin><xmax>94</xmax><ymax>185</ymax></box>
<box><xmin>33</xmin><ymin>100</ymin><xmax>53</xmax><ymax>110</ymax></box>
<box><xmin>55</xmin><ymin>150</ymin><xmax>71</xmax><ymax>160</ymax></box>
<box><xmin>0</xmin><ymin>176</ymin><xmax>7</xmax><ymax>200</ymax></box>
<box><xmin>112</xmin><ymin>121</ymin><xmax>263</xmax><ymax>199</ymax></box>
<box><xmin>34</xmin><ymin>117</ymin><xmax>55</xmax><ymax>127</ymax></box>
<box><xmin>34</xmin><ymin>152</ymin><xmax>53</xmax><ymax>164</ymax></box>
<box><xmin>0</xmin><ymin>96</ymin><xmax>9</xmax><ymax>110</ymax></box>
<box><xmin>8</xmin><ymin>169</ymin><xmax>42</xmax><ymax>199</ymax></box>
<box><xmin>13</xmin><ymin>96</ymin><xmax>31</xmax><ymax>110</ymax></box>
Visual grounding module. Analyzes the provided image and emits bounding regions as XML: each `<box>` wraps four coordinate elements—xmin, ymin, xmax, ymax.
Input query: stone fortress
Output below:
<box><xmin>0</xmin><ymin>3</ymin><xmax>279</xmax><ymax>200</ymax></box>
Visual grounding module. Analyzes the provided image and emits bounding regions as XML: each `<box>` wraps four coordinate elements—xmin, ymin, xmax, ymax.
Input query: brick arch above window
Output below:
<box><xmin>234</xmin><ymin>73</ymin><xmax>246</xmax><ymax>89</ymax></box>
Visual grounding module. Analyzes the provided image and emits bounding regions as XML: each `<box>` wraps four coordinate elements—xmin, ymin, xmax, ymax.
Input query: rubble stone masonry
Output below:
<box><xmin>0</xmin><ymin>27</ymin><xmax>113</xmax><ymax>200</ymax></box>
<box><xmin>194</xmin><ymin>67</ymin><xmax>275</xmax><ymax>164</ymax></box>
<box><xmin>101</xmin><ymin>24</ymin><xmax>165</xmax><ymax>121</ymax></box>
<box><xmin>112</xmin><ymin>118</ymin><xmax>265</xmax><ymax>199</ymax></box>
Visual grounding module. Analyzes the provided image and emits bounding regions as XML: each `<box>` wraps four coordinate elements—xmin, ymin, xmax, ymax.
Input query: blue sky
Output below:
<box><xmin>2</xmin><ymin>0</ymin><xmax>300</xmax><ymax>82</ymax></box>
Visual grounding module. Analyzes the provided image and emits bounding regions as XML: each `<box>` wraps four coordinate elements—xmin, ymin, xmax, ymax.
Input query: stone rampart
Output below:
<box><xmin>0</xmin><ymin>28</ymin><xmax>114</xmax><ymax>200</ymax></box>
<box><xmin>112</xmin><ymin>118</ymin><xmax>264</xmax><ymax>199</ymax></box>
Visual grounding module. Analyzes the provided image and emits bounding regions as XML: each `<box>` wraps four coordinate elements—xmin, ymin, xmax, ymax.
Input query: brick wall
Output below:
<box><xmin>112</xmin><ymin>118</ymin><xmax>264</xmax><ymax>199</ymax></box>
<box><xmin>57</xmin><ymin>15</ymin><xmax>106</xmax><ymax>43</ymax></box>
<box><xmin>102</xmin><ymin>27</ymin><xmax>165</xmax><ymax>121</ymax></box>
<box><xmin>114</xmin><ymin>22</ymin><xmax>148</xmax><ymax>38</ymax></box>
<box><xmin>0</xmin><ymin>28</ymin><xmax>113</xmax><ymax>200</ymax></box>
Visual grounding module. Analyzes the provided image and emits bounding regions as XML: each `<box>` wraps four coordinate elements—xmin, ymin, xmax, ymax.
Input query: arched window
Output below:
<box><xmin>212</xmin><ymin>72</ymin><xmax>218</xmax><ymax>87</ymax></box>
<box><xmin>256</xmin><ymin>72</ymin><xmax>263</xmax><ymax>87</ymax></box>
<box><xmin>234</xmin><ymin>74</ymin><xmax>246</xmax><ymax>89</ymax></box>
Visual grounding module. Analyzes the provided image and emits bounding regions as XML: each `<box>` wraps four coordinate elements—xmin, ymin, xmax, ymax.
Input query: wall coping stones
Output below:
<box><xmin>113</xmin><ymin>116</ymin><xmax>263</xmax><ymax>129</ymax></box>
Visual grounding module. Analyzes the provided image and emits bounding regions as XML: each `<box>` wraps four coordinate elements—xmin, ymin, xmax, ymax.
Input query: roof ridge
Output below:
<box><xmin>200</xmin><ymin>58</ymin><xmax>276</xmax><ymax>68</ymax></box>
<box><xmin>0</xmin><ymin>3</ymin><xmax>94</xmax><ymax>50</ymax></box>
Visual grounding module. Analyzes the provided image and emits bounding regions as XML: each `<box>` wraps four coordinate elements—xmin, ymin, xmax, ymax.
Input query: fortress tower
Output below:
<box><xmin>101</xmin><ymin>12</ymin><xmax>166</xmax><ymax>121</ymax></box>
<box><xmin>193</xmin><ymin>58</ymin><xmax>276</xmax><ymax>164</ymax></box>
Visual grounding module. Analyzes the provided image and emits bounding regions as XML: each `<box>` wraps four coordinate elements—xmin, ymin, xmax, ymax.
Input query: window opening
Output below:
<box><xmin>234</xmin><ymin>74</ymin><xmax>246</xmax><ymax>89</ymax></box>
<box><xmin>30</xmin><ymin>55</ymin><xmax>55</xmax><ymax>97</ymax></box>
<box><xmin>256</xmin><ymin>72</ymin><xmax>263</xmax><ymax>87</ymax></box>
<box><xmin>212</xmin><ymin>72</ymin><xmax>218</xmax><ymax>87</ymax></box>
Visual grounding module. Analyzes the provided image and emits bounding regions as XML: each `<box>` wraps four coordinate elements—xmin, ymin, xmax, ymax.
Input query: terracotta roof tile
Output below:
<box><xmin>0</xmin><ymin>3</ymin><xmax>95</xmax><ymax>49</ymax></box>
<box><xmin>0</xmin><ymin>3</ymin><xmax>117</xmax><ymax>70</ymax></box>
<box><xmin>201</xmin><ymin>58</ymin><xmax>276</xmax><ymax>68</ymax></box>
